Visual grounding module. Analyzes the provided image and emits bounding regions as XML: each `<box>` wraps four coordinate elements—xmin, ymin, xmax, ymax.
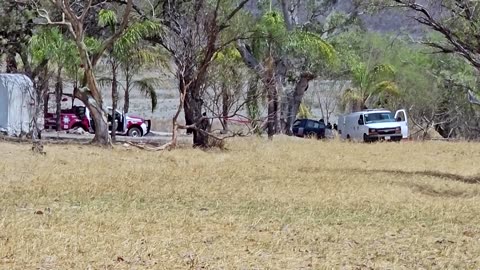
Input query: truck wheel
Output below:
<box><xmin>363</xmin><ymin>134</ymin><xmax>371</xmax><ymax>143</ymax></box>
<box><xmin>306</xmin><ymin>132</ymin><xmax>317</xmax><ymax>139</ymax></box>
<box><xmin>128</xmin><ymin>127</ymin><xmax>142</xmax><ymax>137</ymax></box>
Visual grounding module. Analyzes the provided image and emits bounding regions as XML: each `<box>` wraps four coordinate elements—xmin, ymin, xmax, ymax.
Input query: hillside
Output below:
<box><xmin>245</xmin><ymin>0</ymin><xmax>428</xmax><ymax>35</ymax></box>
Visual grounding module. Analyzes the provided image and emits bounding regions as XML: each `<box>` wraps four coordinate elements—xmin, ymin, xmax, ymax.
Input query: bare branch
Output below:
<box><xmin>92</xmin><ymin>0</ymin><xmax>133</xmax><ymax>66</ymax></box>
<box><xmin>219</xmin><ymin>0</ymin><xmax>250</xmax><ymax>30</ymax></box>
<box><xmin>393</xmin><ymin>0</ymin><xmax>480</xmax><ymax>69</ymax></box>
<box><xmin>79</xmin><ymin>0</ymin><xmax>94</xmax><ymax>22</ymax></box>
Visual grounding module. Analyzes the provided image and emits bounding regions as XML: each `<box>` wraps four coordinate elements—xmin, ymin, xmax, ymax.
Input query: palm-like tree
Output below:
<box><xmin>29</xmin><ymin>28</ymin><xmax>81</xmax><ymax>131</ymax></box>
<box><xmin>97</xmin><ymin>11</ymin><xmax>164</xmax><ymax>140</ymax></box>
<box><xmin>342</xmin><ymin>62</ymin><xmax>400</xmax><ymax>112</ymax></box>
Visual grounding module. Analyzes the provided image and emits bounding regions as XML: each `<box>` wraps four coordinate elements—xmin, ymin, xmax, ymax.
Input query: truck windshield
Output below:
<box><xmin>364</xmin><ymin>112</ymin><xmax>395</xmax><ymax>123</ymax></box>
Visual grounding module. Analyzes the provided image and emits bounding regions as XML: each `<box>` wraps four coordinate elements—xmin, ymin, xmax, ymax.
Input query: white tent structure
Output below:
<box><xmin>0</xmin><ymin>74</ymin><xmax>35</xmax><ymax>136</ymax></box>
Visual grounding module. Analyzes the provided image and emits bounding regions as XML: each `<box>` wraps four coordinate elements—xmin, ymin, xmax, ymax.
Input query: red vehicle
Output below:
<box><xmin>44</xmin><ymin>94</ymin><xmax>151</xmax><ymax>137</ymax></box>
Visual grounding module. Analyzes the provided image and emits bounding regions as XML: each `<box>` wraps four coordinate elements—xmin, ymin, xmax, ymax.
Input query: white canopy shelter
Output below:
<box><xmin>0</xmin><ymin>74</ymin><xmax>35</xmax><ymax>136</ymax></box>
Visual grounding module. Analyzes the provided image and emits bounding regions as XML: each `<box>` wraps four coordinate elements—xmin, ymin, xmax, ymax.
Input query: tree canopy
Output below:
<box><xmin>1</xmin><ymin>0</ymin><xmax>480</xmax><ymax>145</ymax></box>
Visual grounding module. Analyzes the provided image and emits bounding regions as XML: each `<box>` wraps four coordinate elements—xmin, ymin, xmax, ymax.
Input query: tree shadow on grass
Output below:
<box><xmin>325</xmin><ymin>168</ymin><xmax>480</xmax><ymax>198</ymax></box>
<box><xmin>352</xmin><ymin>168</ymin><xmax>480</xmax><ymax>184</ymax></box>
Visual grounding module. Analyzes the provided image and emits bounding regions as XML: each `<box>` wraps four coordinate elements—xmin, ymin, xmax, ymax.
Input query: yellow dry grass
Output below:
<box><xmin>1</xmin><ymin>137</ymin><xmax>480</xmax><ymax>269</ymax></box>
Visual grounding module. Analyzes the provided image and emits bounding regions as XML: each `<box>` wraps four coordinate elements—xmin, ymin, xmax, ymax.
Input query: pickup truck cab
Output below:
<box><xmin>106</xmin><ymin>107</ymin><xmax>151</xmax><ymax>137</ymax></box>
<box><xmin>337</xmin><ymin>109</ymin><xmax>408</xmax><ymax>142</ymax></box>
<box><xmin>292</xmin><ymin>119</ymin><xmax>326</xmax><ymax>139</ymax></box>
<box><xmin>44</xmin><ymin>94</ymin><xmax>151</xmax><ymax>137</ymax></box>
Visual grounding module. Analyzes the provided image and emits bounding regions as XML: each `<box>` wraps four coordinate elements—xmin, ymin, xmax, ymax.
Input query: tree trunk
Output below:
<box><xmin>124</xmin><ymin>88</ymin><xmax>130</xmax><ymax>114</ymax></box>
<box><xmin>6</xmin><ymin>52</ymin><xmax>18</xmax><ymax>73</ymax></box>
<box><xmin>274</xmin><ymin>74</ymin><xmax>284</xmax><ymax>133</ymax></box>
<box><xmin>185</xmin><ymin>90</ymin><xmax>204</xmax><ymax>146</ymax></box>
<box><xmin>285</xmin><ymin>73</ymin><xmax>316</xmax><ymax>134</ymax></box>
<box><xmin>280</xmin><ymin>0</ymin><xmax>294</xmax><ymax>31</ymax></box>
<box><xmin>180</xmin><ymin>74</ymin><xmax>206</xmax><ymax>147</ymax></box>
<box><xmin>75</xmin><ymin>69</ymin><xmax>111</xmax><ymax>146</ymax></box>
<box><xmin>55</xmin><ymin>67</ymin><xmax>63</xmax><ymax>131</ymax></box>
<box><xmin>266</xmin><ymin>82</ymin><xmax>276</xmax><ymax>140</ymax></box>
<box><xmin>221</xmin><ymin>82</ymin><xmax>229</xmax><ymax>132</ymax></box>
<box><xmin>124</xmin><ymin>65</ymin><xmax>131</xmax><ymax>114</ymax></box>
<box><xmin>273</xmin><ymin>82</ymin><xmax>280</xmax><ymax>134</ymax></box>
<box><xmin>87</xmin><ymin>99</ymin><xmax>110</xmax><ymax>145</ymax></box>
<box><xmin>111</xmin><ymin>64</ymin><xmax>119</xmax><ymax>142</ymax></box>
<box><xmin>41</xmin><ymin>72</ymin><xmax>50</xmax><ymax>128</ymax></box>
<box><xmin>43</xmin><ymin>78</ymin><xmax>50</xmax><ymax>118</ymax></box>
<box><xmin>247</xmin><ymin>77</ymin><xmax>260</xmax><ymax>118</ymax></box>
<box><xmin>265</xmin><ymin>55</ymin><xmax>276</xmax><ymax>140</ymax></box>
<box><xmin>31</xmin><ymin>66</ymin><xmax>49</xmax><ymax>140</ymax></box>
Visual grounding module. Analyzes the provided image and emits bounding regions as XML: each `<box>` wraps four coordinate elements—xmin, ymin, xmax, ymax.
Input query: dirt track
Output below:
<box><xmin>1</xmin><ymin>131</ymin><xmax>192</xmax><ymax>146</ymax></box>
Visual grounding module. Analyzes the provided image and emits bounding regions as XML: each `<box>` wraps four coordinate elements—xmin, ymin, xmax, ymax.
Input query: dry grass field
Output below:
<box><xmin>1</xmin><ymin>138</ymin><xmax>480</xmax><ymax>269</ymax></box>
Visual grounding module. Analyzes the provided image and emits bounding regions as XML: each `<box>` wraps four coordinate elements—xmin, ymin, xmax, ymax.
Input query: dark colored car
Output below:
<box><xmin>292</xmin><ymin>119</ymin><xmax>326</xmax><ymax>139</ymax></box>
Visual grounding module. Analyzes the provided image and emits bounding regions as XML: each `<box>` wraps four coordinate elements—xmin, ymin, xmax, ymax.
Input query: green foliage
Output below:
<box><xmin>132</xmin><ymin>78</ymin><xmax>159</xmax><ymax>113</ymax></box>
<box><xmin>251</xmin><ymin>10</ymin><xmax>336</xmax><ymax>75</ymax></box>
<box><xmin>29</xmin><ymin>28</ymin><xmax>80</xmax><ymax>77</ymax></box>
<box><xmin>331</xmin><ymin>27</ymin><xmax>480</xmax><ymax>138</ymax></box>
<box><xmin>298</xmin><ymin>102</ymin><xmax>313</xmax><ymax>118</ymax></box>
<box><xmin>285</xmin><ymin>31</ymin><xmax>336</xmax><ymax>70</ymax></box>
<box><xmin>84</xmin><ymin>37</ymin><xmax>102</xmax><ymax>57</ymax></box>
<box><xmin>99</xmin><ymin>13</ymin><xmax>165</xmax><ymax>113</ymax></box>
<box><xmin>98</xmin><ymin>9</ymin><xmax>117</xmax><ymax>28</ymax></box>
<box><xmin>212</xmin><ymin>45</ymin><xmax>244</xmax><ymax>85</ymax></box>
<box><xmin>330</xmin><ymin>31</ymin><xmax>403</xmax><ymax>111</ymax></box>
<box><xmin>257</xmin><ymin>11</ymin><xmax>286</xmax><ymax>41</ymax></box>
<box><xmin>214</xmin><ymin>46</ymin><xmax>242</xmax><ymax>63</ymax></box>
<box><xmin>113</xmin><ymin>20</ymin><xmax>163</xmax><ymax>60</ymax></box>
<box><xmin>341</xmin><ymin>60</ymin><xmax>400</xmax><ymax>111</ymax></box>
<box><xmin>0</xmin><ymin>1</ymin><xmax>35</xmax><ymax>56</ymax></box>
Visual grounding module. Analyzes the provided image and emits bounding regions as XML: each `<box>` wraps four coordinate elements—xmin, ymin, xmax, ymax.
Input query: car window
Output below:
<box><xmin>293</xmin><ymin>120</ymin><xmax>302</xmax><ymax>128</ymax></box>
<box><xmin>365</xmin><ymin>112</ymin><xmax>395</xmax><ymax>123</ymax></box>
<box><xmin>306</xmin><ymin>120</ymin><xmax>316</xmax><ymax>128</ymax></box>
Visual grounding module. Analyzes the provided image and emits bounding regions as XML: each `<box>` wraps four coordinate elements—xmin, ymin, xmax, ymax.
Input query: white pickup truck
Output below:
<box><xmin>337</xmin><ymin>109</ymin><xmax>408</xmax><ymax>142</ymax></box>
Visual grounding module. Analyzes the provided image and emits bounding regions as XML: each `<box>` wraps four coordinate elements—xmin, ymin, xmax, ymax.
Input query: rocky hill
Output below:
<box><xmin>246</xmin><ymin>0</ymin><xmax>428</xmax><ymax>36</ymax></box>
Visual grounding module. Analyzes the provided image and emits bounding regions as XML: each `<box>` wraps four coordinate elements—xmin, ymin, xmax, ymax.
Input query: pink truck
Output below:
<box><xmin>44</xmin><ymin>94</ymin><xmax>151</xmax><ymax>137</ymax></box>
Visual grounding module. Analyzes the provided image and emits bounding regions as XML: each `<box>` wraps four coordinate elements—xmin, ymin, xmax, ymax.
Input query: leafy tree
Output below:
<box><xmin>336</xmin><ymin>28</ymin><xmax>480</xmax><ymax>139</ymax></box>
<box><xmin>237</xmin><ymin>10</ymin><xmax>336</xmax><ymax>138</ymax></box>
<box><xmin>386</xmin><ymin>0</ymin><xmax>480</xmax><ymax>70</ymax></box>
<box><xmin>35</xmin><ymin>0</ymin><xmax>134</xmax><ymax>146</ymax></box>
<box><xmin>111</xmin><ymin>19</ymin><xmax>165</xmax><ymax>115</ymax></box>
<box><xmin>123</xmin><ymin>0</ymin><xmax>251</xmax><ymax>148</ymax></box>
<box><xmin>97</xmin><ymin>10</ymin><xmax>161</xmax><ymax>141</ymax></box>
<box><xmin>297</xmin><ymin>102</ymin><xmax>313</xmax><ymax>119</ymax></box>
<box><xmin>0</xmin><ymin>0</ymin><xmax>35</xmax><ymax>73</ymax></box>
<box><xmin>0</xmin><ymin>1</ymin><xmax>58</xmax><ymax>148</ymax></box>
<box><xmin>29</xmin><ymin>27</ymin><xmax>80</xmax><ymax>131</ymax></box>
<box><xmin>342</xmin><ymin>62</ymin><xmax>399</xmax><ymax>112</ymax></box>
<box><xmin>204</xmin><ymin>46</ymin><xmax>249</xmax><ymax>132</ymax></box>
<box><xmin>326</xmin><ymin>30</ymin><xmax>399</xmax><ymax>112</ymax></box>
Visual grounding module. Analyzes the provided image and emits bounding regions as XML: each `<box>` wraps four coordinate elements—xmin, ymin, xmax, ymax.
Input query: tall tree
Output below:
<box><xmin>387</xmin><ymin>1</ymin><xmax>480</xmax><ymax>70</ymax></box>
<box><xmin>35</xmin><ymin>0</ymin><xmax>133</xmax><ymax>146</ymax></box>
<box><xmin>0</xmin><ymin>1</ymin><xmax>55</xmax><ymax>148</ymax></box>
<box><xmin>98</xmin><ymin>15</ymin><xmax>162</xmax><ymax>141</ymax></box>
<box><xmin>237</xmin><ymin>9</ymin><xmax>335</xmax><ymax>137</ymax></box>
<box><xmin>29</xmin><ymin>27</ymin><xmax>80</xmax><ymax>131</ymax></box>
<box><xmin>0</xmin><ymin>0</ymin><xmax>35</xmax><ymax>73</ymax></box>
<box><xmin>124</xmin><ymin>0</ymin><xmax>251</xmax><ymax>147</ymax></box>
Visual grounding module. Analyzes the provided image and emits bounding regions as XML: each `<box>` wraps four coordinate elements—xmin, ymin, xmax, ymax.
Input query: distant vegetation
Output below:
<box><xmin>1</xmin><ymin>0</ymin><xmax>479</xmax><ymax>148</ymax></box>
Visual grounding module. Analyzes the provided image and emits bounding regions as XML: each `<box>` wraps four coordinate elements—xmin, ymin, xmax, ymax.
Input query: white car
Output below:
<box><xmin>337</xmin><ymin>109</ymin><xmax>408</xmax><ymax>142</ymax></box>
